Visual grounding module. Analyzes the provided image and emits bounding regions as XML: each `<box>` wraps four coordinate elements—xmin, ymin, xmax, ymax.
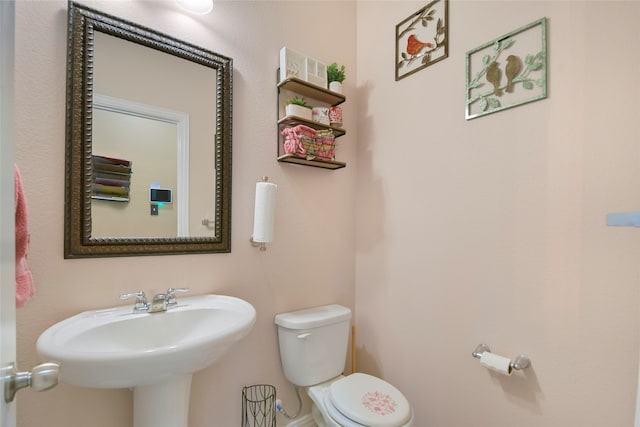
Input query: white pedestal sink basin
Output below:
<box><xmin>36</xmin><ymin>294</ymin><xmax>256</xmax><ymax>427</ymax></box>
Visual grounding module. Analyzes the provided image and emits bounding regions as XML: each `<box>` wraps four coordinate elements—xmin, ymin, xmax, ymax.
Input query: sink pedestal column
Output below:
<box><xmin>133</xmin><ymin>374</ymin><xmax>193</xmax><ymax>427</ymax></box>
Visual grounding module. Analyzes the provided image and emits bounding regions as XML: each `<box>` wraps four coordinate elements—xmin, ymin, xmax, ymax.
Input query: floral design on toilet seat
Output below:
<box><xmin>361</xmin><ymin>391</ymin><xmax>397</xmax><ymax>416</ymax></box>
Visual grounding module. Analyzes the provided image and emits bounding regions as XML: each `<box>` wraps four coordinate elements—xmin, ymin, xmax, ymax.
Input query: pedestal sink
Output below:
<box><xmin>36</xmin><ymin>294</ymin><xmax>256</xmax><ymax>427</ymax></box>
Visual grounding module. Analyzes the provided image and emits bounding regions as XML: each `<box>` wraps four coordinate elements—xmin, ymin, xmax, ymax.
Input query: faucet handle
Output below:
<box><xmin>166</xmin><ymin>287</ymin><xmax>189</xmax><ymax>306</ymax></box>
<box><xmin>120</xmin><ymin>291</ymin><xmax>148</xmax><ymax>312</ymax></box>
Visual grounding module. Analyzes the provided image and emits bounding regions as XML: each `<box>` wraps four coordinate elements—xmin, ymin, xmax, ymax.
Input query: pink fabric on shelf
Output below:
<box><xmin>282</xmin><ymin>125</ymin><xmax>318</xmax><ymax>157</ymax></box>
<box><xmin>15</xmin><ymin>164</ymin><xmax>35</xmax><ymax>308</ymax></box>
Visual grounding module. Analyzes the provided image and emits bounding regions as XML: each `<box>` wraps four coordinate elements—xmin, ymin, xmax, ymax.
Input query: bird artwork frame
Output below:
<box><xmin>395</xmin><ymin>0</ymin><xmax>449</xmax><ymax>81</ymax></box>
<box><xmin>465</xmin><ymin>17</ymin><xmax>547</xmax><ymax>120</ymax></box>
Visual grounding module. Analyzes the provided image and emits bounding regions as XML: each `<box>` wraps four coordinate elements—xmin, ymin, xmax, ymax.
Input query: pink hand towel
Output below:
<box><xmin>15</xmin><ymin>164</ymin><xmax>35</xmax><ymax>308</ymax></box>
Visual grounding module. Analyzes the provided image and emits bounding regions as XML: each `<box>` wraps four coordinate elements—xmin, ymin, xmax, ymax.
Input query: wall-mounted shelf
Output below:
<box><xmin>278</xmin><ymin>116</ymin><xmax>346</xmax><ymax>138</ymax></box>
<box><xmin>277</xmin><ymin>76</ymin><xmax>345</xmax><ymax>106</ymax></box>
<box><xmin>277</xmin><ymin>154</ymin><xmax>346</xmax><ymax>170</ymax></box>
<box><xmin>277</xmin><ymin>70</ymin><xmax>347</xmax><ymax>170</ymax></box>
<box><xmin>91</xmin><ymin>155</ymin><xmax>132</xmax><ymax>202</ymax></box>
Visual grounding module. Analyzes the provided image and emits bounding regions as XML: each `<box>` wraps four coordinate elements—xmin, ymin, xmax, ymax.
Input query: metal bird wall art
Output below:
<box><xmin>472</xmin><ymin>50</ymin><xmax>544</xmax><ymax>112</ymax></box>
<box><xmin>505</xmin><ymin>55</ymin><xmax>522</xmax><ymax>93</ymax></box>
<box><xmin>396</xmin><ymin>0</ymin><xmax>449</xmax><ymax>80</ymax></box>
<box><xmin>485</xmin><ymin>61</ymin><xmax>502</xmax><ymax>96</ymax></box>
<box><xmin>482</xmin><ymin>55</ymin><xmax>525</xmax><ymax>97</ymax></box>
<box><xmin>465</xmin><ymin>17</ymin><xmax>548</xmax><ymax>120</ymax></box>
<box><xmin>406</xmin><ymin>34</ymin><xmax>433</xmax><ymax>56</ymax></box>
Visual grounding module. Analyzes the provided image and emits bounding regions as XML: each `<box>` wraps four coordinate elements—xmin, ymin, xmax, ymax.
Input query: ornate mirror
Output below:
<box><xmin>65</xmin><ymin>2</ymin><xmax>232</xmax><ymax>258</ymax></box>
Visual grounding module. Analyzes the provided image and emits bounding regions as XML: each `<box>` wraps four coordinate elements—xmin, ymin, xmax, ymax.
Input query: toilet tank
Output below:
<box><xmin>275</xmin><ymin>304</ymin><xmax>352</xmax><ymax>387</ymax></box>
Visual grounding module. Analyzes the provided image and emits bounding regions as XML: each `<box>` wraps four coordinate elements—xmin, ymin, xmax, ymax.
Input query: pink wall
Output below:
<box><xmin>356</xmin><ymin>1</ymin><xmax>640</xmax><ymax>426</ymax></box>
<box><xmin>14</xmin><ymin>1</ymin><xmax>640</xmax><ymax>426</ymax></box>
<box><xmin>14</xmin><ymin>1</ymin><xmax>356</xmax><ymax>426</ymax></box>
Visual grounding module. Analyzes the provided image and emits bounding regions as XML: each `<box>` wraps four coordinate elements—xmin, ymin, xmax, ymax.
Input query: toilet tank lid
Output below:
<box><xmin>275</xmin><ymin>304</ymin><xmax>352</xmax><ymax>329</ymax></box>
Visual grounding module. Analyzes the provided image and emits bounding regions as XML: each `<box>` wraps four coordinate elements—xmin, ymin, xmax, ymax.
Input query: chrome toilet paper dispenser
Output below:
<box><xmin>472</xmin><ymin>343</ymin><xmax>531</xmax><ymax>374</ymax></box>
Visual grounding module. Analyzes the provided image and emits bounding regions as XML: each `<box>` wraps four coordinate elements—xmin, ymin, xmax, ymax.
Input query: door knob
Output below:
<box><xmin>3</xmin><ymin>361</ymin><xmax>60</xmax><ymax>403</ymax></box>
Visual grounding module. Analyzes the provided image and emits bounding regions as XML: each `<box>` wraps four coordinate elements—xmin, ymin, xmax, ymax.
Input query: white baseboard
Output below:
<box><xmin>285</xmin><ymin>414</ymin><xmax>316</xmax><ymax>427</ymax></box>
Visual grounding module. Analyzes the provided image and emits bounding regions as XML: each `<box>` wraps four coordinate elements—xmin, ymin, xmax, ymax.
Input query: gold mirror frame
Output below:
<box><xmin>64</xmin><ymin>2</ymin><xmax>232</xmax><ymax>258</ymax></box>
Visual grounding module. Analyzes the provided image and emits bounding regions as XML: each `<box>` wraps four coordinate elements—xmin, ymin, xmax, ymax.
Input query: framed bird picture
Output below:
<box><xmin>395</xmin><ymin>0</ymin><xmax>448</xmax><ymax>81</ymax></box>
<box><xmin>465</xmin><ymin>18</ymin><xmax>547</xmax><ymax>120</ymax></box>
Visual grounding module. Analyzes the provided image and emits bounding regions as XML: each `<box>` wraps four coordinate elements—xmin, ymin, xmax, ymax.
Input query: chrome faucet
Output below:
<box><xmin>149</xmin><ymin>293</ymin><xmax>168</xmax><ymax>313</ymax></box>
<box><xmin>119</xmin><ymin>291</ymin><xmax>149</xmax><ymax>313</ymax></box>
<box><xmin>120</xmin><ymin>288</ymin><xmax>189</xmax><ymax>313</ymax></box>
<box><xmin>166</xmin><ymin>287</ymin><xmax>189</xmax><ymax>307</ymax></box>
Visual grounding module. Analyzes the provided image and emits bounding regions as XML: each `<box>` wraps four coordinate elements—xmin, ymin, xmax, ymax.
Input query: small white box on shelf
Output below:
<box><xmin>279</xmin><ymin>47</ymin><xmax>306</xmax><ymax>82</ymax></box>
<box><xmin>305</xmin><ymin>57</ymin><xmax>327</xmax><ymax>89</ymax></box>
<box><xmin>279</xmin><ymin>47</ymin><xmax>328</xmax><ymax>89</ymax></box>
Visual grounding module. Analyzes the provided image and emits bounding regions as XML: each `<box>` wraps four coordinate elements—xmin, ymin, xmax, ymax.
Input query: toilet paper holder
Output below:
<box><xmin>472</xmin><ymin>343</ymin><xmax>530</xmax><ymax>371</ymax></box>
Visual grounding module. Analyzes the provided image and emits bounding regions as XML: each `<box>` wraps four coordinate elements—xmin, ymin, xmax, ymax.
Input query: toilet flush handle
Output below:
<box><xmin>297</xmin><ymin>333</ymin><xmax>312</xmax><ymax>339</ymax></box>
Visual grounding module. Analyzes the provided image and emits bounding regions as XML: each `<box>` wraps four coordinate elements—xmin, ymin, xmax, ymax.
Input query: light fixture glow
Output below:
<box><xmin>176</xmin><ymin>0</ymin><xmax>213</xmax><ymax>14</ymax></box>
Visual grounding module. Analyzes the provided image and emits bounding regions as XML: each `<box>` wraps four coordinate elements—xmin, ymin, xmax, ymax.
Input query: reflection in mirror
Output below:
<box><xmin>65</xmin><ymin>2</ymin><xmax>232</xmax><ymax>257</ymax></box>
<box><xmin>92</xmin><ymin>96</ymin><xmax>188</xmax><ymax>239</ymax></box>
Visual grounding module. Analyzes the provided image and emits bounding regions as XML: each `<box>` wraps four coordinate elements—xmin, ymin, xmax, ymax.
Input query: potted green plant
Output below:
<box><xmin>285</xmin><ymin>96</ymin><xmax>313</xmax><ymax>120</ymax></box>
<box><xmin>327</xmin><ymin>62</ymin><xmax>346</xmax><ymax>93</ymax></box>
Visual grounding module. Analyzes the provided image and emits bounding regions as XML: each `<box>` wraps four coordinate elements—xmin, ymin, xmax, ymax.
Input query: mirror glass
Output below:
<box><xmin>65</xmin><ymin>2</ymin><xmax>232</xmax><ymax>257</ymax></box>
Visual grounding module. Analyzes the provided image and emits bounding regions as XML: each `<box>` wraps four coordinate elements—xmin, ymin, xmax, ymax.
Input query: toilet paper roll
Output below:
<box><xmin>252</xmin><ymin>181</ymin><xmax>277</xmax><ymax>243</ymax></box>
<box><xmin>479</xmin><ymin>351</ymin><xmax>512</xmax><ymax>376</ymax></box>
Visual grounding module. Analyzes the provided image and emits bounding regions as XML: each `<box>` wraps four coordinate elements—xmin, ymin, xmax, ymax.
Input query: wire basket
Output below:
<box><xmin>315</xmin><ymin>130</ymin><xmax>336</xmax><ymax>161</ymax></box>
<box><xmin>282</xmin><ymin>125</ymin><xmax>335</xmax><ymax>161</ymax></box>
<box><xmin>242</xmin><ymin>384</ymin><xmax>276</xmax><ymax>427</ymax></box>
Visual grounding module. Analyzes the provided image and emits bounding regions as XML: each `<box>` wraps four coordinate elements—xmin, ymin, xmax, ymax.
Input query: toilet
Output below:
<box><xmin>275</xmin><ymin>304</ymin><xmax>413</xmax><ymax>427</ymax></box>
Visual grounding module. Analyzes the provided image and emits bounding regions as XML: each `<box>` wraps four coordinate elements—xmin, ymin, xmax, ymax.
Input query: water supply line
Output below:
<box><xmin>275</xmin><ymin>385</ymin><xmax>302</xmax><ymax>419</ymax></box>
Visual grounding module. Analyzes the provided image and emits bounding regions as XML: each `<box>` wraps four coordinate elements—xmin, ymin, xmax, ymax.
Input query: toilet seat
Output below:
<box><xmin>325</xmin><ymin>373</ymin><xmax>411</xmax><ymax>427</ymax></box>
<box><xmin>324</xmin><ymin>393</ymin><xmax>367</xmax><ymax>426</ymax></box>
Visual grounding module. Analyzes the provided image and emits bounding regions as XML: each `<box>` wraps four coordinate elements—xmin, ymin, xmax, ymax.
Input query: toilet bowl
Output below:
<box><xmin>274</xmin><ymin>305</ymin><xmax>413</xmax><ymax>427</ymax></box>
<box><xmin>308</xmin><ymin>374</ymin><xmax>413</xmax><ymax>427</ymax></box>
